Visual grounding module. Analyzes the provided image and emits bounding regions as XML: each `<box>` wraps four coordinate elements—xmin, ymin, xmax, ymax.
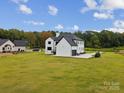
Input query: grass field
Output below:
<box><xmin>86</xmin><ymin>47</ymin><xmax>124</xmax><ymax>52</ymax></box>
<box><xmin>0</xmin><ymin>52</ymin><xmax>124</xmax><ymax>93</ymax></box>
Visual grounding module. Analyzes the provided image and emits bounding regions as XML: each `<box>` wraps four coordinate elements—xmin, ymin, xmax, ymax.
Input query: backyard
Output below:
<box><xmin>0</xmin><ymin>52</ymin><xmax>124</xmax><ymax>93</ymax></box>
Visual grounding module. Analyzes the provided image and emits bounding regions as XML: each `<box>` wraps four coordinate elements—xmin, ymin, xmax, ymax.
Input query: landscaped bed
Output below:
<box><xmin>0</xmin><ymin>52</ymin><xmax>123</xmax><ymax>93</ymax></box>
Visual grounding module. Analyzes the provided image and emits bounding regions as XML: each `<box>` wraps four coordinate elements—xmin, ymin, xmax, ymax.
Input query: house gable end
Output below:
<box><xmin>0</xmin><ymin>40</ymin><xmax>14</xmax><ymax>47</ymax></box>
<box><xmin>57</xmin><ymin>37</ymin><xmax>77</xmax><ymax>46</ymax></box>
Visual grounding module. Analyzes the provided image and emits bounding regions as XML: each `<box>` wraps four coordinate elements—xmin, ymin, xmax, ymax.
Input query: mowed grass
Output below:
<box><xmin>0</xmin><ymin>52</ymin><xmax>124</xmax><ymax>93</ymax></box>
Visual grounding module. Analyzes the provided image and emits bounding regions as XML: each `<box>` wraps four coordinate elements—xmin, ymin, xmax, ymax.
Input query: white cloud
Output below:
<box><xmin>11</xmin><ymin>0</ymin><xmax>32</xmax><ymax>15</ymax></box>
<box><xmin>55</xmin><ymin>24</ymin><xmax>64</xmax><ymax>30</ymax></box>
<box><xmin>19</xmin><ymin>4</ymin><xmax>32</xmax><ymax>14</ymax></box>
<box><xmin>11</xmin><ymin>0</ymin><xmax>29</xmax><ymax>4</ymax></box>
<box><xmin>106</xmin><ymin>20</ymin><xmax>124</xmax><ymax>33</ymax></box>
<box><xmin>93</xmin><ymin>12</ymin><xmax>113</xmax><ymax>19</ymax></box>
<box><xmin>101</xmin><ymin>0</ymin><xmax>124</xmax><ymax>10</ymax></box>
<box><xmin>81</xmin><ymin>0</ymin><xmax>98</xmax><ymax>13</ymax></box>
<box><xmin>72</xmin><ymin>25</ymin><xmax>80</xmax><ymax>31</ymax></box>
<box><xmin>114</xmin><ymin>20</ymin><xmax>124</xmax><ymax>28</ymax></box>
<box><xmin>107</xmin><ymin>28</ymin><xmax>124</xmax><ymax>33</ymax></box>
<box><xmin>82</xmin><ymin>0</ymin><xmax>124</xmax><ymax>12</ymax></box>
<box><xmin>48</xmin><ymin>5</ymin><xmax>58</xmax><ymax>16</ymax></box>
<box><xmin>80</xmin><ymin>7</ymin><xmax>91</xmax><ymax>14</ymax></box>
<box><xmin>81</xmin><ymin>0</ymin><xmax>124</xmax><ymax>19</ymax></box>
<box><xmin>24</xmin><ymin>20</ymin><xmax>45</xmax><ymax>26</ymax></box>
<box><xmin>84</xmin><ymin>0</ymin><xmax>97</xmax><ymax>9</ymax></box>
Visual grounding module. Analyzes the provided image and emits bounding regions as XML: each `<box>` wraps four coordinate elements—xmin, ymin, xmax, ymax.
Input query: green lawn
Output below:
<box><xmin>0</xmin><ymin>52</ymin><xmax>124</xmax><ymax>93</ymax></box>
<box><xmin>86</xmin><ymin>47</ymin><xmax>124</xmax><ymax>52</ymax></box>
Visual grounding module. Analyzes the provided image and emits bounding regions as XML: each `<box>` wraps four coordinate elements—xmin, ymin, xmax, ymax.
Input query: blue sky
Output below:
<box><xmin>0</xmin><ymin>0</ymin><xmax>124</xmax><ymax>32</ymax></box>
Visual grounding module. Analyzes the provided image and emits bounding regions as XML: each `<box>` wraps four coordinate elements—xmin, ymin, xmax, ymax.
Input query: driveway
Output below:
<box><xmin>55</xmin><ymin>53</ymin><xmax>95</xmax><ymax>58</ymax></box>
<box><xmin>73</xmin><ymin>53</ymin><xmax>95</xmax><ymax>58</ymax></box>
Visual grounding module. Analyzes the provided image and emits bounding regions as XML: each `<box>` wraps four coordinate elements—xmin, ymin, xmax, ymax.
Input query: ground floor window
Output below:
<box><xmin>47</xmin><ymin>47</ymin><xmax>52</xmax><ymax>50</ymax></box>
<box><xmin>2</xmin><ymin>47</ymin><xmax>5</xmax><ymax>51</ymax></box>
<box><xmin>18</xmin><ymin>48</ymin><xmax>21</xmax><ymax>51</ymax></box>
<box><xmin>2</xmin><ymin>44</ymin><xmax>12</xmax><ymax>52</ymax></box>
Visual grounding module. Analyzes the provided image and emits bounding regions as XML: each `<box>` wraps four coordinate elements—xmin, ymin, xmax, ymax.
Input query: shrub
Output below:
<box><xmin>95</xmin><ymin>51</ymin><xmax>101</xmax><ymax>58</ymax></box>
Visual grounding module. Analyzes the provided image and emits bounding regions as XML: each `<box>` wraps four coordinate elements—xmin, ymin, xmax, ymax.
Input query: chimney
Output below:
<box><xmin>56</xmin><ymin>32</ymin><xmax>60</xmax><ymax>37</ymax></box>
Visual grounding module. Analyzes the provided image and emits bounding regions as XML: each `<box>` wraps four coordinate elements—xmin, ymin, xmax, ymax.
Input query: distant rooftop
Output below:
<box><xmin>13</xmin><ymin>40</ymin><xmax>28</xmax><ymax>46</ymax></box>
<box><xmin>0</xmin><ymin>38</ymin><xmax>9</xmax><ymax>46</ymax></box>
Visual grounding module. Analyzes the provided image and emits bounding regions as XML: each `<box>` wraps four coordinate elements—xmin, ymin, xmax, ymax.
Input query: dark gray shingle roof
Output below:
<box><xmin>0</xmin><ymin>38</ymin><xmax>9</xmax><ymax>46</ymax></box>
<box><xmin>51</xmin><ymin>37</ymin><xmax>58</xmax><ymax>40</ymax></box>
<box><xmin>54</xmin><ymin>33</ymin><xmax>82</xmax><ymax>46</ymax></box>
<box><xmin>13</xmin><ymin>40</ymin><xmax>28</xmax><ymax>46</ymax></box>
<box><xmin>64</xmin><ymin>36</ymin><xmax>77</xmax><ymax>46</ymax></box>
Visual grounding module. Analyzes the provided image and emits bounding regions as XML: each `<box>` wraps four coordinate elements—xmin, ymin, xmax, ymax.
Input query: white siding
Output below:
<box><xmin>13</xmin><ymin>46</ymin><xmax>26</xmax><ymax>51</ymax></box>
<box><xmin>71</xmin><ymin>46</ymin><xmax>77</xmax><ymax>50</ymax></box>
<box><xmin>45</xmin><ymin>35</ymin><xmax>85</xmax><ymax>56</ymax></box>
<box><xmin>45</xmin><ymin>38</ymin><xmax>55</xmax><ymax>54</ymax></box>
<box><xmin>56</xmin><ymin>38</ymin><xmax>72</xmax><ymax>56</ymax></box>
<box><xmin>77</xmin><ymin>41</ymin><xmax>85</xmax><ymax>54</ymax></box>
<box><xmin>0</xmin><ymin>40</ymin><xmax>15</xmax><ymax>52</ymax></box>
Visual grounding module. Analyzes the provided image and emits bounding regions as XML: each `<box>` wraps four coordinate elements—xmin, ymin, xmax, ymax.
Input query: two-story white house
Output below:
<box><xmin>45</xmin><ymin>33</ymin><xmax>84</xmax><ymax>56</ymax></box>
<box><xmin>45</xmin><ymin>37</ymin><xmax>56</xmax><ymax>54</ymax></box>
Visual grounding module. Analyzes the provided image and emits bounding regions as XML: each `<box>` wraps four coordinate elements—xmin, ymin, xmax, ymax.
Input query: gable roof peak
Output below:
<box><xmin>0</xmin><ymin>38</ymin><xmax>10</xmax><ymax>46</ymax></box>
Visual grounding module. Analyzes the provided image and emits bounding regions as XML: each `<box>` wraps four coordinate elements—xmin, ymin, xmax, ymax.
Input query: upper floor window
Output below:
<box><xmin>77</xmin><ymin>41</ymin><xmax>80</xmax><ymax>44</ymax></box>
<box><xmin>48</xmin><ymin>41</ymin><xmax>51</xmax><ymax>44</ymax></box>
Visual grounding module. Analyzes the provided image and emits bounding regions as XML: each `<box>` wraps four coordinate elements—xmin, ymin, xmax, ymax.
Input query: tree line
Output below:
<box><xmin>0</xmin><ymin>28</ymin><xmax>124</xmax><ymax>48</ymax></box>
<box><xmin>74</xmin><ymin>30</ymin><xmax>124</xmax><ymax>48</ymax></box>
<box><xmin>0</xmin><ymin>28</ymin><xmax>55</xmax><ymax>48</ymax></box>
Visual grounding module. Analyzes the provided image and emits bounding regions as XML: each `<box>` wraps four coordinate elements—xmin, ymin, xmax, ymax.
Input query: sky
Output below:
<box><xmin>0</xmin><ymin>0</ymin><xmax>124</xmax><ymax>32</ymax></box>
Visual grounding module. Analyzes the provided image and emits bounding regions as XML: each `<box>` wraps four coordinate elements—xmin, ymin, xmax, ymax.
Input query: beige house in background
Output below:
<box><xmin>0</xmin><ymin>39</ymin><xmax>15</xmax><ymax>52</ymax></box>
<box><xmin>0</xmin><ymin>38</ymin><xmax>27</xmax><ymax>53</ymax></box>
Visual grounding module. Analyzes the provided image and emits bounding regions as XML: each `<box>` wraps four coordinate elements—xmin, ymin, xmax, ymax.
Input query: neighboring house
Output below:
<box><xmin>45</xmin><ymin>33</ymin><xmax>84</xmax><ymax>56</ymax></box>
<box><xmin>13</xmin><ymin>40</ymin><xmax>27</xmax><ymax>52</ymax></box>
<box><xmin>0</xmin><ymin>39</ymin><xmax>15</xmax><ymax>53</ymax></box>
<box><xmin>0</xmin><ymin>38</ymin><xmax>27</xmax><ymax>53</ymax></box>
